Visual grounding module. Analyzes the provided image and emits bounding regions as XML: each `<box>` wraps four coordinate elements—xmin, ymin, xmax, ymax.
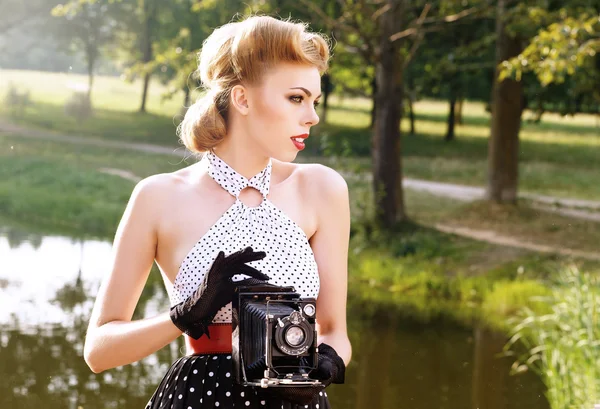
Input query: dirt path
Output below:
<box><xmin>434</xmin><ymin>224</ymin><xmax>600</xmax><ymax>261</ymax></box>
<box><xmin>3</xmin><ymin>118</ymin><xmax>599</xmax><ymax>260</ymax></box>
<box><xmin>0</xmin><ymin>119</ymin><xmax>192</xmax><ymax>157</ymax></box>
<box><xmin>403</xmin><ymin>178</ymin><xmax>600</xmax><ymax>211</ymax></box>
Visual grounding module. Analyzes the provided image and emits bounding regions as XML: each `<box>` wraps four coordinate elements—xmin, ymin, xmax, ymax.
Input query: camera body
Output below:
<box><xmin>231</xmin><ymin>283</ymin><xmax>321</xmax><ymax>388</ymax></box>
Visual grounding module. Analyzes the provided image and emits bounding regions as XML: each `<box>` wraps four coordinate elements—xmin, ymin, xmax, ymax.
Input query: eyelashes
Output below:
<box><xmin>289</xmin><ymin>95</ymin><xmax>321</xmax><ymax>107</ymax></box>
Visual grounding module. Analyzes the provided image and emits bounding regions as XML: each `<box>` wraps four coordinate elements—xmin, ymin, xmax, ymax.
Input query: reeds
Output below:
<box><xmin>505</xmin><ymin>266</ymin><xmax>600</xmax><ymax>409</ymax></box>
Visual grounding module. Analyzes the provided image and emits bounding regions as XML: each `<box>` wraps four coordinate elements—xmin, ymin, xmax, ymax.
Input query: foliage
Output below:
<box><xmin>500</xmin><ymin>5</ymin><xmax>600</xmax><ymax>107</ymax></box>
<box><xmin>64</xmin><ymin>91</ymin><xmax>93</xmax><ymax>123</ymax></box>
<box><xmin>49</xmin><ymin>0</ymin><xmax>126</xmax><ymax>100</ymax></box>
<box><xmin>50</xmin><ymin>0</ymin><xmax>121</xmax><ymax>57</ymax></box>
<box><xmin>4</xmin><ymin>83</ymin><xmax>32</xmax><ymax>117</ymax></box>
<box><xmin>0</xmin><ymin>0</ymin><xmax>55</xmax><ymax>35</ymax></box>
<box><xmin>505</xmin><ymin>266</ymin><xmax>600</xmax><ymax>409</ymax></box>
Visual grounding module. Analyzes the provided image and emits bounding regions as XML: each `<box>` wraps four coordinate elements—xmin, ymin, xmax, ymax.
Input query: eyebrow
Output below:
<box><xmin>290</xmin><ymin>87</ymin><xmax>322</xmax><ymax>99</ymax></box>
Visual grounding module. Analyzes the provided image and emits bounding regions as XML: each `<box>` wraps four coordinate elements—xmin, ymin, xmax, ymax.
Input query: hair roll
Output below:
<box><xmin>178</xmin><ymin>89</ymin><xmax>230</xmax><ymax>152</ymax></box>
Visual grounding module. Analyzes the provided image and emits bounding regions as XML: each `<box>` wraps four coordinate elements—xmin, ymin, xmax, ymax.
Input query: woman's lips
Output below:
<box><xmin>291</xmin><ymin>134</ymin><xmax>308</xmax><ymax>151</ymax></box>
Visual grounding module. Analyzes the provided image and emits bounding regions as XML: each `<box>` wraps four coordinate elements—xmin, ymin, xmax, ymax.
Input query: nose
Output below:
<box><xmin>305</xmin><ymin>105</ymin><xmax>320</xmax><ymax>127</ymax></box>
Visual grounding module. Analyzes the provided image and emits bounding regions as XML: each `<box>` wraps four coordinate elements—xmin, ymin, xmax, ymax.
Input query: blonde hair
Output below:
<box><xmin>177</xmin><ymin>15</ymin><xmax>331</xmax><ymax>153</ymax></box>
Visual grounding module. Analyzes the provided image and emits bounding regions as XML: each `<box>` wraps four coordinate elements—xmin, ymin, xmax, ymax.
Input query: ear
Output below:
<box><xmin>230</xmin><ymin>84</ymin><xmax>249</xmax><ymax>115</ymax></box>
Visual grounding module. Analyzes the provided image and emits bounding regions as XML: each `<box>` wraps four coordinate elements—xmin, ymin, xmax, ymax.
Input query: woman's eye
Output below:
<box><xmin>290</xmin><ymin>95</ymin><xmax>320</xmax><ymax>107</ymax></box>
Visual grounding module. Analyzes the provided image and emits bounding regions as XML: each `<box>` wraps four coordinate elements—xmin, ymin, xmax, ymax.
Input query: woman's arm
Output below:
<box><xmin>84</xmin><ymin>175</ymin><xmax>182</xmax><ymax>373</ymax></box>
<box><xmin>306</xmin><ymin>165</ymin><xmax>352</xmax><ymax>367</ymax></box>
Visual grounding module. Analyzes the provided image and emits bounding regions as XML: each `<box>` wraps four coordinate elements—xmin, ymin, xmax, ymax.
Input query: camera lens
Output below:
<box><xmin>284</xmin><ymin>325</ymin><xmax>306</xmax><ymax>346</ymax></box>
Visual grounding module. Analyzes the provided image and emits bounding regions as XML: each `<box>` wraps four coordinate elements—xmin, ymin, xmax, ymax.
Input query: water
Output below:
<box><xmin>0</xmin><ymin>225</ymin><xmax>549</xmax><ymax>409</ymax></box>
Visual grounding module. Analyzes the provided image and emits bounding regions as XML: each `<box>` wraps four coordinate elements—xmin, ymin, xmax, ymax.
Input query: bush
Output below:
<box><xmin>506</xmin><ymin>266</ymin><xmax>600</xmax><ymax>409</ymax></box>
<box><xmin>64</xmin><ymin>91</ymin><xmax>93</xmax><ymax>123</ymax></box>
<box><xmin>4</xmin><ymin>83</ymin><xmax>32</xmax><ymax>117</ymax></box>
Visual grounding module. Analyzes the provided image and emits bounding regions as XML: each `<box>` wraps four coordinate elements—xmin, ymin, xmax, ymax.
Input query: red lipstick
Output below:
<box><xmin>291</xmin><ymin>133</ymin><xmax>308</xmax><ymax>151</ymax></box>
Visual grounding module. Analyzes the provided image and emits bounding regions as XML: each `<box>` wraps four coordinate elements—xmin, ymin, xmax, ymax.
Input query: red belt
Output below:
<box><xmin>186</xmin><ymin>324</ymin><xmax>233</xmax><ymax>355</ymax></box>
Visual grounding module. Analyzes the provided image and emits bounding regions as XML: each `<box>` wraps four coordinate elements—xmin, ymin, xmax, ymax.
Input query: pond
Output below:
<box><xmin>0</xmin><ymin>225</ymin><xmax>549</xmax><ymax>409</ymax></box>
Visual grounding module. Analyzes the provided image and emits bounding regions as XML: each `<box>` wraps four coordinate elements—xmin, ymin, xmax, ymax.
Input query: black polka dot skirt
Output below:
<box><xmin>145</xmin><ymin>353</ymin><xmax>331</xmax><ymax>409</ymax></box>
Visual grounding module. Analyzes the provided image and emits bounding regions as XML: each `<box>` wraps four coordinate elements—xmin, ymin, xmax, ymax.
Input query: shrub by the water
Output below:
<box><xmin>506</xmin><ymin>266</ymin><xmax>599</xmax><ymax>409</ymax></box>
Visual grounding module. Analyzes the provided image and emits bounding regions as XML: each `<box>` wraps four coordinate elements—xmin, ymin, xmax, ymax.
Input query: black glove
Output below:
<box><xmin>258</xmin><ymin>343</ymin><xmax>346</xmax><ymax>405</ymax></box>
<box><xmin>170</xmin><ymin>247</ymin><xmax>269</xmax><ymax>339</ymax></box>
<box><xmin>309</xmin><ymin>343</ymin><xmax>346</xmax><ymax>387</ymax></box>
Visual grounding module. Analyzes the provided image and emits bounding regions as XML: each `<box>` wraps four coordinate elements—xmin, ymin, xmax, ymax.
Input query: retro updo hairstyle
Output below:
<box><xmin>177</xmin><ymin>15</ymin><xmax>331</xmax><ymax>153</ymax></box>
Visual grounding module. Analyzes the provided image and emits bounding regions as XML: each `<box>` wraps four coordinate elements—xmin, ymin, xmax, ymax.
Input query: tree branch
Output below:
<box><xmin>391</xmin><ymin>3</ymin><xmax>494</xmax><ymax>42</ymax></box>
<box><xmin>421</xmin><ymin>5</ymin><xmax>480</xmax><ymax>24</ymax></box>
<box><xmin>403</xmin><ymin>3</ymin><xmax>431</xmax><ymax>68</ymax></box>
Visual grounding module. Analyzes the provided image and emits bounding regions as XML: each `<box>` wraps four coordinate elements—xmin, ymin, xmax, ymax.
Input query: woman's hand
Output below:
<box><xmin>309</xmin><ymin>343</ymin><xmax>346</xmax><ymax>386</ymax></box>
<box><xmin>169</xmin><ymin>246</ymin><xmax>269</xmax><ymax>339</ymax></box>
<box><xmin>259</xmin><ymin>343</ymin><xmax>346</xmax><ymax>405</ymax></box>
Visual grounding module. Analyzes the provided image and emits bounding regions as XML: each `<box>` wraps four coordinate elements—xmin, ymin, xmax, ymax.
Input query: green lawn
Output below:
<box><xmin>2</xmin><ymin>69</ymin><xmax>599</xmax><ymax>201</ymax></box>
<box><xmin>0</xmin><ymin>134</ymin><xmax>188</xmax><ymax>238</ymax></box>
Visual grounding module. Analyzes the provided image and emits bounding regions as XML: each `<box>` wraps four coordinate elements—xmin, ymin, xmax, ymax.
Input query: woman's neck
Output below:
<box><xmin>211</xmin><ymin>137</ymin><xmax>270</xmax><ymax>180</ymax></box>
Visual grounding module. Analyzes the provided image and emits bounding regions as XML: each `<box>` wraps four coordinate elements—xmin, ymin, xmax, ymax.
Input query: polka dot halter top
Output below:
<box><xmin>169</xmin><ymin>151</ymin><xmax>320</xmax><ymax>323</ymax></box>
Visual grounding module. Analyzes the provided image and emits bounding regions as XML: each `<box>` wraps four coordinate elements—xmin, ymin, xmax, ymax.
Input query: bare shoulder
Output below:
<box><xmin>294</xmin><ymin>162</ymin><xmax>349</xmax><ymax>200</ymax></box>
<box><xmin>278</xmin><ymin>162</ymin><xmax>349</xmax><ymax>226</ymax></box>
<box><xmin>126</xmin><ymin>165</ymin><xmax>201</xmax><ymax>214</ymax></box>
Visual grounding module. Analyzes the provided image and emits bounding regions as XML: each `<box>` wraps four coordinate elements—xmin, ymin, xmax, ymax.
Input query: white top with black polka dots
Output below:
<box><xmin>168</xmin><ymin>151</ymin><xmax>320</xmax><ymax>323</ymax></box>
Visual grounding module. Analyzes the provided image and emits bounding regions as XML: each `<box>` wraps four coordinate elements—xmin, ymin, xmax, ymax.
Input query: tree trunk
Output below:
<box><xmin>486</xmin><ymin>0</ymin><xmax>524</xmax><ymax>203</ymax></box>
<box><xmin>139</xmin><ymin>0</ymin><xmax>156</xmax><ymax>113</ymax></box>
<box><xmin>183</xmin><ymin>86</ymin><xmax>191</xmax><ymax>109</ymax></box>
<box><xmin>372</xmin><ymin>0</ymin><xmax>406</xmax><ymax>225</ymax></box>
<box><xmin>445</xmin><ymin>92</ymin><xmax>456</xmax><ymax>141</ymax></box>
<box><xmin>321</xmin><ymin>73</ymin><xmax>331</xmax><ymax>124</ymax></box>
<box><xmin>369</xmin><ymin>76</ymin><xmax>377</xmax><ymax>129</ymax></box>
<box><xmin>140</xmin><ymin>72</ymin><xmax>151</xmax><ymax>113</ymax></box>
<box><xmin>86</xmin><ymin>45</ymin><xmax>96</xmax><ymax>103</ymax></box>
<box><xmin>407</xmin><ymin>80</ymin><xmax>416</xmax><ymax>135</ymax></box>
<box><xmin>455</xmin><ymin>98</ymin><xmax>463</xmax><ymax>124</ymax></box>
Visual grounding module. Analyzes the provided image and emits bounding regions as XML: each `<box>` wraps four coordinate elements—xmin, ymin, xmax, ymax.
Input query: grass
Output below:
<box><xmin>0</xmin><ymin>134</ymin><xmax>190</xmax><ymax>238</ymax></box>
<box><xmin>2</xmin><ymin>69</ymin><xmax>599</xmax><ymax>199</ymax></box>
<box><xmin>506</xmin><ymin>267</ymin><xmax>600</xmax><ymax>408</ymax></box>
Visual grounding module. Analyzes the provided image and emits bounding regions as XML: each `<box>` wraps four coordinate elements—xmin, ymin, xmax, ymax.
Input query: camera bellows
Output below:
<box><xmin>242</xmin><ymin>301</ymin><xmax>300</xmax><ymax>377</ymax></box>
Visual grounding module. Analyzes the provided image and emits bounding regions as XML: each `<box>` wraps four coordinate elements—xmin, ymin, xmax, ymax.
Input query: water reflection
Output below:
<box><xmin>0</xmin><ymin>227</ymin><xmax>111</xmax><ymax>326</ymax></box>
<box><xmin>0</xmin><ymin>225</ymin><xmax>549</xmax><ymax>409</ymax></box>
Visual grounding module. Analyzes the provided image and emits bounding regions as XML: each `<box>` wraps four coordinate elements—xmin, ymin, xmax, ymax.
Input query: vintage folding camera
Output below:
<box><xmin>231</xmin><ymin>283</ymin><xmax>322</xmax><ymax>388</ymax></box>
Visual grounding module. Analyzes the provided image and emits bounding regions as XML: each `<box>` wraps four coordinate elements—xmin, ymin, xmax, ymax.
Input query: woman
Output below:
<box><xmin>83</xmin><ymin>15</ymin><xmax>351</xmax><ymax>409</ymax></box>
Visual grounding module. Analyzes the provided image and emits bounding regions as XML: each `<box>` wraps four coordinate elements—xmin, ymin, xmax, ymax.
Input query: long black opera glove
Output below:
<box><xmin>169</xmin><ymin>247</ymin><xmax>269</xmax><ymax>340</ymax></box>
<box><xmin>259</xmin><ymin>343</ymin><xmax>346</xmax><ymax>405</ymax></box>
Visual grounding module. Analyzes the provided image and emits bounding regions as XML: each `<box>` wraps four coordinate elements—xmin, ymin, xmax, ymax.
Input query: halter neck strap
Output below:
<box><xmin>204</xmin><ymin>151</ymin><xmax>272</xmax><ymax>199</ymax></box>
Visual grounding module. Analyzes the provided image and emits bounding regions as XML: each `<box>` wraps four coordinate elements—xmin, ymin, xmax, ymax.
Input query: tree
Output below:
<box><xmin>0</xmin><ymin>0</ymin><xmax>54</xmax><ymax>34</ymax></box>
<box><xmin>138</xmin><ymin>0</ymin><xmax>259</xmax><ymax>114</ymax></box>
<box><xmin>286</xmin><ymin>0</ymin><xmax>496</xmax><ymax>224</ymax></box>
<box><xmin>372</xmin><ymin>0</ymin><xmax>407</xmax><ymax>225</ymax></box>
<box><xmin>502</xmin><ymin>11</ymin><xmax>600</xmax><ymax>106</ymax></box>
<box><xmin>486</xmin><ymin>0</ymin><xmax>524</xmax><ymax>203</ymax></box>
<box><xmin>51</xmin><ymin>0</ymin><xmax>123</xmax><ymax>102</ymax></box>
<box><xmin>408</xmin><ymin>14</ymin><xmax>496</xmax><ymax>141</ymax></box>
<box><xmin>487</xmin><ymin>1</ymin><xmax>599</xmax><ymax>203</ymax></box>
<box><xmin>368</xmin><ymin>1</ymin><xmax>492</xmax><ymax>224</ymax></box>
<box><xmin>137</xmin><ymin>0</ymin><xmax>160</xmax><ymax>113</ymax></box>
